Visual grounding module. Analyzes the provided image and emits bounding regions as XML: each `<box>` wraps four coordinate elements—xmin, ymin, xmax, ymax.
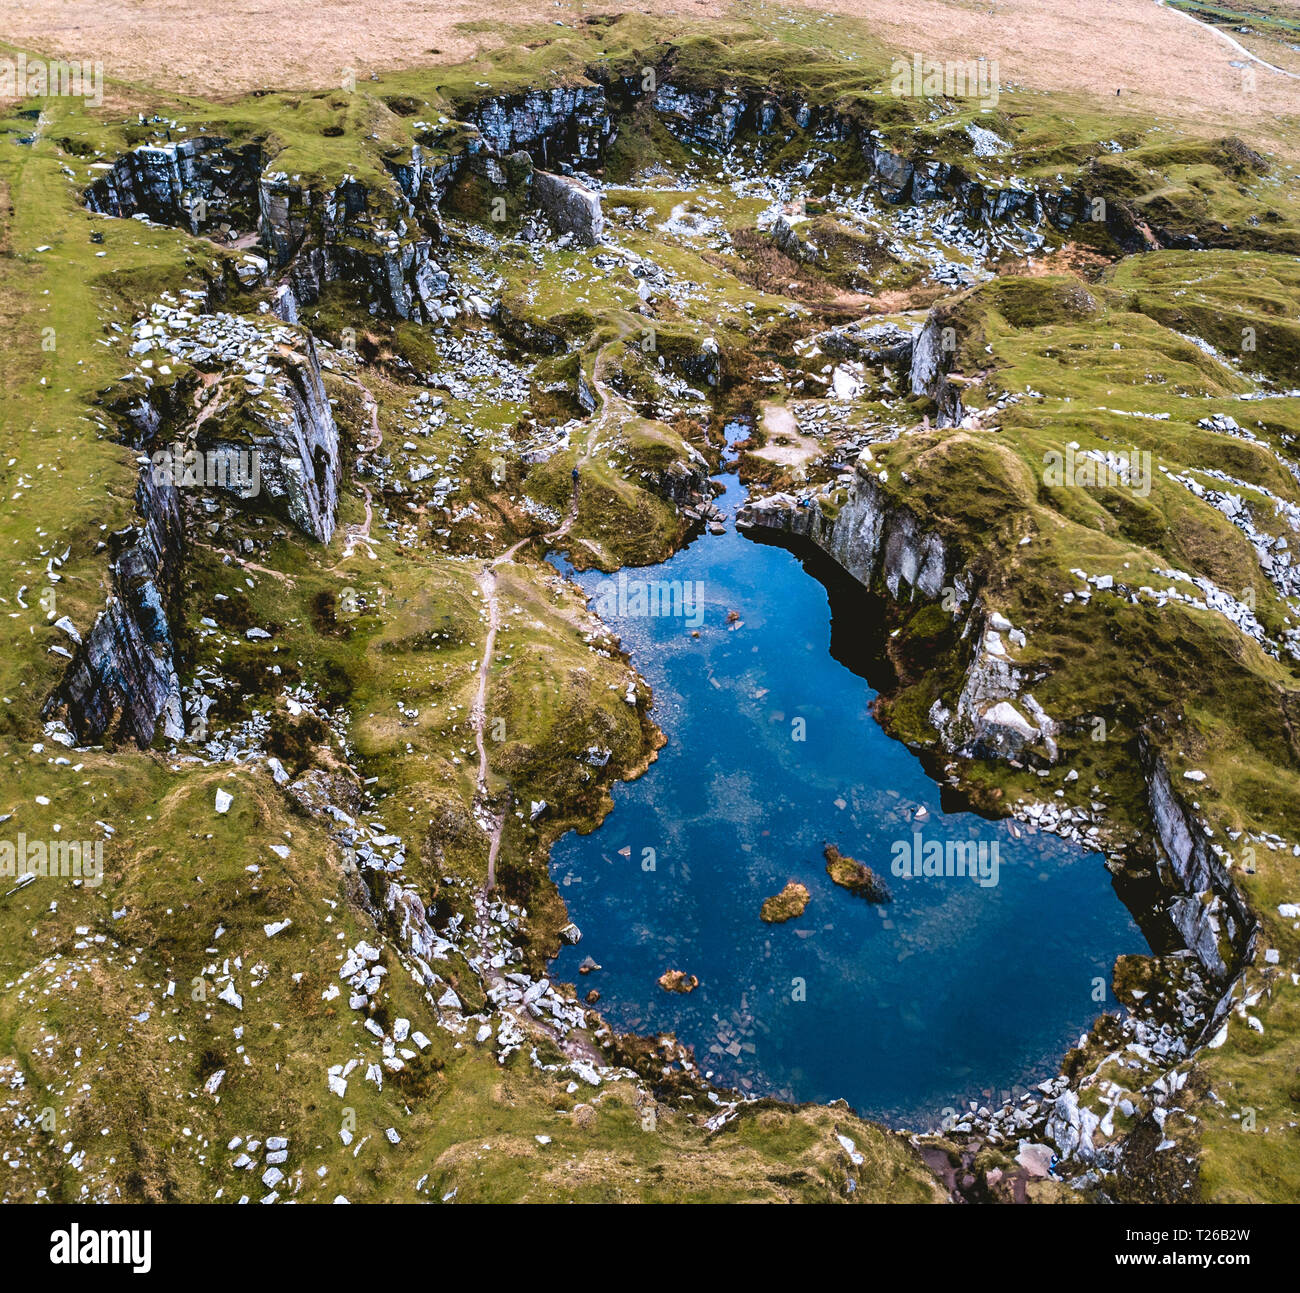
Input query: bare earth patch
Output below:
<box><xmin>754</xmin><ymin>403</ymin><xmax>823</xmax><ymax>473</ymax></box>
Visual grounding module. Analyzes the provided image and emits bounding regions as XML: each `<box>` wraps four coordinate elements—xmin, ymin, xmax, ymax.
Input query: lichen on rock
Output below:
<box><xmin>824</xmin><ymin>845</ymin><xmax>892</xmax><ymax>904</ymax></box>
<box><xmin>760</xmin><ymin>881</ymin><xmax>811</xmax><ymax>923</ymax></box>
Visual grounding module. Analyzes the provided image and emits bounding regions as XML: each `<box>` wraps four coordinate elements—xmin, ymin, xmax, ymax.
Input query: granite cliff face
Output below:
<box><xmin>737</xmin><ymin>453</ymin><xmax>1256</xmax><ymax>1010</ymax></box>
<box><xmin>532</xmin><ymin>170</ymin><xmax>604</xmax><ymax>245</ymax></box>
<box><xmin>87</xmin><ymin>140</ymin><xmax>458</xmax><ymax>325</ymax></box>
<box><xmin>203</xmin><ymin>331</ymin><xmax>342</xmax><ymax>543</ymax></box>
<box><xmin>738</xmin><ymin>464</ymin><xmax>1047</xmax><ymax>760</ymax></box>
<box><xmin>262</xmin><ymin>157</ymin><xmax>460</xmax><ymax>325</ymax></box>
<box><xmin>654</xmin><ymin>84</ymin><xmax>748</xmax><ymax>151</ymax></box>
<box><xmin>471</xmin><ymin>85</ymin><xmax>612</xmax><ymax>164</ymax></box>
<box><xmin>43</xmin><ymin>453</ymin><xmax>186</xmax><ymax>748</ymax></box>
<box><xmin>737</xmin><ymin>462</ymin><xmax>950</xmax><ymax>601</ymax></box>
<box><xmin>1145</xmin><ymin>745</ymin><xmax>1257</xmax><ymax>990</ymax></box>
<box><xmin>45</xmin><ymin>289</ymin><xmax>342</xmax><ymax>747</ymax></box>
<box><xmin>84</xmin><ymin>136</ymin><xmax>263</xmax><ymax>234</ymax></box>
<box><xmin>909</xmin><ymin>311</ymin><xmax>964</xmax><ymax>427</ymax></box>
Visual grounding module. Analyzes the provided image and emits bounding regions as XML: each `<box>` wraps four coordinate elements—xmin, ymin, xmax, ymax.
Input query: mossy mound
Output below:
<box><xmin>760</xmin><ymin>881</ymin><xmax>811</xmax><ymax>923</ymax></box>
<box><xmin>658</xmin><ymin>969</ymin><xmax>700</xmax><ymax>994</ymax></box>
<box><xmin>824</xmin><ymin>845</ymin><xmax>893</xmax><ymax>903</ymax></box>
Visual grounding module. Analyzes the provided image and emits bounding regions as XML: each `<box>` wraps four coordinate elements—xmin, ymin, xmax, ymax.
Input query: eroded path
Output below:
<box><xmin>472</xmin><ymin>474</ymin><xmax>581</xmax><ymax>891</ymax></box>
<box><xmin>471</xmin><ymin>334</ymin><xmax>634</xmax><ymax>891</ymax></box>
<box><xmin>462</xmin><ymin>474</ymin><xmax>614</xmax><ymax>1069</ymax></box>
<box><xmin>339</xmin><ymin>371</ymin><xmax>383</xmax><ymax>561</ymax></box>
<box><xmin>1155</xmin><ymin>0</ymin><xmax>1300</xmax><ymax>78</ymax></box>
<box><xmin>472</xmin><ymin>536</ymin><xmax>529</xmax><ymax>892</ymax></box>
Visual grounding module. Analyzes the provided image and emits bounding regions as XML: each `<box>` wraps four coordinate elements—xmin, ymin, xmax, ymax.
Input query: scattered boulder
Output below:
<box><xmin>824</xmin><ymin>844</ymin><xmax>892</xmax><ymax>903</ymax></box>
<box><xmin>533</xmin><ymin>170</ymin><xmax>603</xmax><ymax>246</ymax></box>
<box><xmin>760</xmin><ymin>881</ymin><xmax>811</xmax><ymax>923</ymax></box>
<box><xmin>977</xmin><ymin>700</ymin><xmax>1038</xmax><ymax>753</ymax></box>
<box><xmin>1015</xmin><ymin>1141</ymin><xmax>1055</xmax><ymax>1178</ymax></box>
<box><xmin>657</xmin><ymin>969</ymin><xmax>699</xmax><ymax>994</ymax></box>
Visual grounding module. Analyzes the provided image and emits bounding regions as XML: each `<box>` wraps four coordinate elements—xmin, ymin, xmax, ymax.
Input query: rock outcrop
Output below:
<box><xmin>738</xmin><ymin>460</ymin><xmax>948</xmax><ymax>601</ymax></box>
<box><xmin>532</xmin><ymin>170</ymin><xmax>603</xmax><ymax>246</ymax></box>
<box><xmin>203</xmin><ymin>332</ymin><xmax>342</xmax><ymax>543</ymax></box>
<box><xmin>46</xmin><ymin>303</ymin><xmax>341</xmax><ymax>748</ymax></box>
<box><xmin>1144</xmin><ymin>743</ymin><xmax>1257</xmax><ymax>989</ymax></box>
<box><xmin>770</xmin><ymin>213</ymin><xmax>820</xmax><ymax>264</ymax></box>
<box><xmin>281</xmin><ymin>235</ymin><xmax>452</xmax><ymax>325</ymax></box>
<box><xmin>42</xmin><ymin>468</ymin><xmax>185</xmax><ymax>747</ymax></box>
<box><xmin>472</xmin><ymin>86</ymin><xmax>612</xmax><ymax>164</ymax></box>
<box><xmin>824</xmin><ymin>845</ymin><xmax>892</xmax><ymax>903</ymax></box>
<box><xmin>88</xmin><ymin>140</ymin><xmax>458</xmax><ymax>326</ymax></box>
<box><xmin>738</xmin><ymin>458</ymin><xmax>1065</xmax><ymax>766</ymax></box>
<box><xmin>815</xmin><ymin>320</ymin><xmax>914</xmax><ymax>368</ymax></box>
<box><xmin>654</xmin><ymin>84</ymin><xmax>746</xmax><ymax>150</ymax></box>
<box><xmin>910</xmin><ymin>310</ymin><xmax>964</xmax><ymax>427</ymax></box>
<box><xmin>84</xmin><ymin>136</ymin><xmax>262</xmax><ymax>235</ymax></box>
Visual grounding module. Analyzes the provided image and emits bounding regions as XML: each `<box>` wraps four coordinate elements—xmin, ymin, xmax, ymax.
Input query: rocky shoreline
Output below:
<box><xmin>736</xmin><ymin>441</ymin><xmax>1267</xmax><ymax>1195</ymax></box>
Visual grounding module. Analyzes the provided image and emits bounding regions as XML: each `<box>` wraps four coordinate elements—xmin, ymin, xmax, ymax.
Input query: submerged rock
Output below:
<box><xmin>657</xmin><ymin>969</ymin><xmax>700</xmax><ymax>994</ymax></box>
<box><xmin>824</xmin><ymin>844</ymin><xmax>892</xmax><ymax>903</ymax></box>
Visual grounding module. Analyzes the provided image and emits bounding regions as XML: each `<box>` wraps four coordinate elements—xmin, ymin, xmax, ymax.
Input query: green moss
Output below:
<box><xmin>6</xmin><ymin>10</ymin><xmax>1300</xmax><ymax>1206</ymax></box>
<box><xmin>824</xmin><ymin>845</ymin><xmax>892</xmax><ymax>903</ymax></box>
<box><xmin>760</xmin><ymin>881</ymin><xmax>811</xmax><ymax>923</ymax></box>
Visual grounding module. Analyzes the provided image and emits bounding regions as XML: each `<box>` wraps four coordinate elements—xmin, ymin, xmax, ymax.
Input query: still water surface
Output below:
<box><xmin>548</xmin><ymin>430</ymin><xmax>1141</xmax><ymax>1126</ymax></box>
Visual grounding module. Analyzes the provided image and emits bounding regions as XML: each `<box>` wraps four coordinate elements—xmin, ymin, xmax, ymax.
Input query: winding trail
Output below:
<box><xmin>472</xmin><ymin>535</ymin><xmax>530</xmax><ymax>892</ymax></box>
<box><xmin>472</xmin><ymin>331</ymin><xmax>633</xmax><ymax>891</ymax></box>
<box><xmin>473</xmin><ymin>477</ymin><xmax>581</xmax><ymax>892</ymax></box>
<box><xmin>460</xmin><ymin>321</ymin><xmax>661</xmax><ymax>1089</ymax></box>
<box><xmin>1155</xmin><ymin>0</ymin><xmax>1300</xmax><ymax>79</ymax></box>
<box><xmin>338</xmin><ymin>371</ymin><xmax>383</xmax><ymax>562</ymax></box>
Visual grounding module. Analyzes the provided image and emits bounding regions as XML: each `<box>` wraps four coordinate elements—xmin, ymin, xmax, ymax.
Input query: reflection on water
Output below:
<box><xmin>548</xmin><ymin>425</ymin><xmax>1141</xmax><ymax>1127</ymax></box>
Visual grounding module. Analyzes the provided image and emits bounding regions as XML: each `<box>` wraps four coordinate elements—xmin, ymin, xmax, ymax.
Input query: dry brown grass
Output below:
<box><xmin>0</xmin><ymin>0</ymin><xmax>1295</xmax><ymax>145</ymax></box>
<box><xmin>816</xmin><ymin>0</ymin><xmax>1300</xmax><ymax>143</ymax></box>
